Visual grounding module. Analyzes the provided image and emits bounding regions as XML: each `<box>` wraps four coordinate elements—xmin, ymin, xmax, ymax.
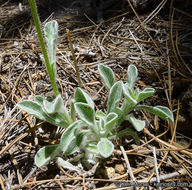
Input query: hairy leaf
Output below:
<box><xmin>95</xmin><ymin>110</ymin><xmax>106</xmax><ymax>120</ymax></box>
<box><xmin>75</xmin><ymin>88</ymin><xmax>94</xmax><ymax>109</ymax></box>
<box><xmin>34</xmin><ymin>95</ymin><xmax>44</xmax><ymax>105</ymax></box>
<box><xmin>110</xmin><ymin>128</ymin><xmax>140</xmax><ymax>145</ymax></box>
<box><xmin>56</xmin><ymin>157</ymin><xmax>81</xmax><ymax>172</ymax></box>
<box><xmin>97</xmin><ymin>138</ymin><xmax>114</xmax><ymax>158</ymax></box>
<box><xmin>86</xmin><ymin>144</ymin><xmax>99</xmax><ymax>154</ymax></box>
<box><xmin>99</xmin><ymin>118</ymin><xmax>105</xmax><ymax>130</ymax></box>
<box><xmin>18</xmin><ymin>101</ymin><xmax>55</xmax><ymax>123</ymax></box>
<box><xmin>113</xmin><ymin>107</ymin><xmax>125</xmax><ymax>126</ymax></box>
<box><xmin>75</xmin><ymin>103</ymin><xmax>95</xmax><ymax>127</ymax></box>
<box><xmin>126</xmin><ymin>114</ymin><xmax>145</xmax><ymax>132</ymax></box>
<box><xmin>107</xmin><ymin>81</ymin><xmax>123</xmax><ymax>113</ymax></box>
<box><xmin>18</xmin><ymin>99</ymin><xmax>70</xmax><ymax>128</ymax></box>
<box><xmin>43</xmin><ymin>95</ymin><xmax>71</xmax><ymax>125</ymax></box>
<box><xmin>137</xmin><ymin>88</ymin><xmax>155</xmax><ymax>103</ymax></box>
<box><xmin>70</xmin><ymin>99</ymin><xmax>76</xmax><ymax>121</ymax></box>
<box><xmin>60</xmin><ymin>120</ymin><xmax>84</xmax><ymax>153</ymax></box>
<box><xmin>122</xmin><ymin>83</ymin><xmax>137</xmax><ymax>105</ymax></box>
<box><xmin>105</xmin><ymin>112</ymin><xmax>118</xmax><ymax>132</ymax></box>
<box><xmin>127</xmin><ymin>64</ymin><xmax>138</xmax><ymax>89</ymax></box>
<box><xmin>135</xmin><ymin>105</ymin><xmax>174</xmax><ymax>122</ymax></box>
<box><xmin>76</xmin><ymin>130</ymin><xmax>88</xmax><ymax>147</ymax></box>
<box><xmin>98</xmin><ymin>64</ymin><xmax>115</xmax><ymax>90</ymax></box>
<box><xmin>35</xmin><ymin>144</ymin><xmax>60</xmax><ymax>167</ymax></box>
<box><xmin>44</xmin><ymin>20</ymin><xmax>58</xmax><ymax>76</ymax></box>
<box><xmin>64</xmin><ymin>137</ymin><xmax>78</xmax><ymax>155</ymax></box>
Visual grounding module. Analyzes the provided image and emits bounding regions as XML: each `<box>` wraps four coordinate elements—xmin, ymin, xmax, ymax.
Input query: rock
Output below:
<box><xmin>115</xmin><ymin>164</ymin><xmax>125</xmax><ymax>175</ymax></box>
<box><xmin>177</xmin><ymin>84</ymin><xmax>192</xmax><ymax>137</ymax></box>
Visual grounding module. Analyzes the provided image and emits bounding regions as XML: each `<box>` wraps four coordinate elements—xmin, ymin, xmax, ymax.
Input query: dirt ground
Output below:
<box><xmin>0</xmin><ymin>0</ymin><xmax>192</xmax><ymax>189</ymax></box>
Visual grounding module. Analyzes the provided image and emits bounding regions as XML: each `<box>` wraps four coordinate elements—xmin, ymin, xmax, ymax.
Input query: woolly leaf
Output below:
<box><xmin>97</xmin><ymin>138</ymin><xmax>114</xmax><ymax>158</ymax></box>
<box><xmin>98</xmin><ymin>64</ymin><xmax>115</xmax><ymax>90</ymax></box>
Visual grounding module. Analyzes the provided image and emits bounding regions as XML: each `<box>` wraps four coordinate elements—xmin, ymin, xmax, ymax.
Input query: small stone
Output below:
<box><xmin>115</xmin><ymin>164</ymin><xmax>125</xmax><ymax>175</ymax></box>
<box><xmin>13</xmin><ymin>41</ymin><xmax>19</xmax><ymax>47</ymax></box>
<box><xmin>106</xmin><ymin>167</ymin><xmax>115</xmax><ymax>178</ymax></box>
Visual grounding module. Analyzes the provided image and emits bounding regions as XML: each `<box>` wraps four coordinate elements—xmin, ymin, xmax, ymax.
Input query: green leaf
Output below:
<box><xmin>18</xmin><ymin>100</ymin><xmax>45</xmax><ymax>120</ymax></box>
<box><xmin>43</xmin><ymin>95</ymin><xmax>65</xmax><ymax>114</ymax></box>
<box><xmin>126</xmin><ymin>114</ymin><xmax>145</xmax><ymax>132</ymax></box>
<box><xmin>99</xmin><ymin>118</ymin><xmax>105</xmax><ymax>130</ymax></box>
<box><xmin>18</xmin><ymin>98</ymin><xmax>70</xmax><ymax>128</ymax></box>
<box><xmin>75</xmin><ymin>103</ymin><xmax>95</xmax><ymax>127</ymax></box>
<box><xmin>135</xmin><ymin>105</ymin><xmax>174</xmax><ymax>122</ymax></box>
<box><xmin>113</xmin><ymin>107</ymin><xmax>125</xmax><ymax>126</ymax></box>
<box><xmin>127</xmin><ymin>64</ymin><xmax>138</xmax><ymax>89</ymax></box>
<box><xmin>95</xmin><ymin>110</ymin><xmax>106</xmax><ymax>120</ymax></box>
<box><xmin>105</xmin><ymin>112</ymin><xmax>118</xmax><ymax>132</ymax></box>
<box><xmin>18</xmin><ymin>100</ymin><xmax>55</xmax><ymax>123</ymax></box>
<box><xmin>137</xmin><ymin>88</ymin><xmax>155</xmax><ymax>103</ymax></box>
<box><xmin>17</xmin><ymin>96</ymin><xmax>71</xmax><ymax>127</ymax></box>
<box><xmin>70</xmin><ymin>99</ymin><xmax>76</xmax><ymax>121</ymax></box>
<box><xmin>107</xmin><ymin>81</ymin><xmax>123</xmax><ymax>113</ymax></box>
<box><xmin>50</xmin><ymin>113</ymin><xmax>70</xmax><ymax>127</ymax></box>
<box><xmin>76</xmin><ymin>130</ymin><xmax>88</xmax><ymax>147</ymax></box>
<box><xmin>86</xmin><ymin>144</ymin><xmax>99</xmax><ymax>154</ymax></box>
<box><xmin>110</xmin><ymin>128</ymin><xmax>140</xmax><ymax>145</ymax></box>
<box><xmin>35</xmin><ymin>144</ymin><xmax>60</xmax><ymax>167</ymax></box>
<box><xmin>74</xmin><ymin>88</ymin><xmax>94</xmax><ymax>109</ymax></box>
<box><xmin>60</xmin><ymin>120</ymin><xmax>83</xmax><ymax>153</ymax></box>
<box><xmin>122</xmin><ymin>83</ymin><xmax>137</xmax><ymax>105</ymax></box>
<box><xmin>56</xmin><ymin>157</ymin><xmax>81</xmax><ymax>172</ymax></box>
<box><xmin>43</xmin><ymin>95</ymin><xmax>71</xmax><ymax>126</ymax></box>
<box><xmin>34</xmin><ymin>95</ymin><xmax>44</xmax><ymax>105</ymax></box>
<box><xmin>98</xmin><ymin>64</ymin><xmax>115</xmax><ymax>90</ymax></box>
<box><xmin>44</xmin><ymin>20</ymin><xmax>58</xmax><ymax>73</ymax></box>
<box><xmin>43</xmin><ymin>99</ymin><xmax>55</xmax><ymax>114</ymax></box>
<box><xmin>97</xmin><ymin>138</ymin><xmax>114</xmax><ymax>158</ymax></box>
<box><xmin>64</xmin><ymin>137</ymin><xmax>78</xmax><ymax>155</ymax></box>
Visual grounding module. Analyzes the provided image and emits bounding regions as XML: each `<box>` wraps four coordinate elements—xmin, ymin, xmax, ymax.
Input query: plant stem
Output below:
<box><xmin>28</xmin><ymin>0</ymin><xmax>59</xmax><ymax>96</ymax></box>
<box><xmin>66</xmin><ymin>29</ymin><xmax>82</xmax><ymax>88</ymax></box>
<box><xmin>121</xmin><ymin>100</ymin><xmax>135</xmax><ymax>117</ymax></box>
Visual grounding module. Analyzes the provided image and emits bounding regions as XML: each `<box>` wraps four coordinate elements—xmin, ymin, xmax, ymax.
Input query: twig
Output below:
<box><xmin>55</xmin><ymin>175</ymin><xmax>65</xmax><ymax>190</ymax></box>
<box><xmin>139</xmin><ymin>0</ymin><xmax>167</xmax><ymax>26</ymax></box>
<box><xmin>125</xmin><ymin>126</ymin><xmax>169</xmax><ymax>154</ymax></box>
<box><xmin>170</xmin><ymin>151</ymin><xmax>192</xmax><ymax>178</ymax></box>
<box><xmin>126</xmin><ymin>0</ymin><xmax>164</xmax><ymax>57</ymax></box>
<box><xmin>140</xmin><ymin>151</ymin><xmax>169</xmax><ymax>190</ymax></box>
<box><xmin>83</xmin><ymin>176</ymin><xmax>87</xmax><ymax>190</ymax></box>
<box><xmin>129</xmin><ymin>29</ymin><xmax>144</xmax><ymax>55</ymax></box>
<box><xmin>153</xmin><ymin>147</ymin><xmax>161</xmax><ymax>190</ymax></box>
<box><xmin>120</xmin><ymin>145</ymin><xmax>139</xmax><ymax>190</ymax></box>
<box><xmin>143</xmin><ymin>128</ymin><xmax>192</xmax><ymax>158</ymax></box>
<box><xmin>0</xmin><ymin>122</ymin><xmax>39</xmax><ymax>155</ymax></box>
<box><xmin>5</xmin><ymin>141</ymin><xmax>23</xmax><ymax>186</ymax></box>
<box><xmin>0</xmin><ymin>175</ymin><xmax>6</xmax><ymax>190</ymax></box>
<box><xmin>139</xmin><ymin>168</ymin><xmax>187</xmax><ymax>183</ymax></box>
<box><xmin>66</xmin><ymin>29</ymin><xmax>82</xmax><ymax>88</ymax></box>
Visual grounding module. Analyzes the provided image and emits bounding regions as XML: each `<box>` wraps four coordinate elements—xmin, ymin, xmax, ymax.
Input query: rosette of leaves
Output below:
<box><xmin>98</xmin><ymin>64</ymin><xmax>174</xmax><ymax>132</ymax></box>
<box><xmin>34</xmin><ymin>88</ymin><xmax>140</xmax><ymax>168</ymax></box>
<box><xmin>17</xmin><ymin>14</ymin><xmax>174</xmax><ymax>169</ymax></box>
<box><xmin>70</xmin><ymin>88</ymin><xmax>140</xmax><ymax>168</ymax></box>
<box><xmin>73</xmin><ymin>89</ymin><xmax>118</xmax><ymax>162</ymax></box>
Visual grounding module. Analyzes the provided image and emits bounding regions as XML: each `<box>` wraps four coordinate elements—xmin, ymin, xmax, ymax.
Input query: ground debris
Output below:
<box><xmin>0</xmin><ymin>0</ymin><xmax>192</xmax><ymax>189</ymax></box>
